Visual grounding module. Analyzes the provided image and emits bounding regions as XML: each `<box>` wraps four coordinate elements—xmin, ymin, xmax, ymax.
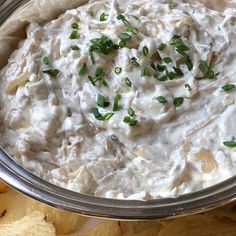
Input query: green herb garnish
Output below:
<box><xmin>97</xmin><ymin>94</ymin><xmax>110</xmax><ymax>108</ymax></box>
<box><xmin>128</xmin><ymin>107</ymin><xmax>135</xmax><ymax>117</ymax></box>
<box><xmin>142</xmin><ymin>46</ymin><xmax>149</xmax><ymax>57</ymax></box>
<box><xmin>185</xmin><ymin>83</ymin><xmax>192</xmax><ymax>91</ymax></box>
<box><xmin>91</xmin><ymin>108</ymin><xmax>114</xmax><ymax>121</ymax></box>
<box><xmin>71</xmin><ymin>45</ymin><xmax>80</xmax><ymax>50</ymax></box>
<box><xmin>223</xmin><ymin>141</ymin><xmax>236</xmax><ymax>148</ymax></box>
<box><xmin>115</xmin><ymin>67</ymin><xmax>122</xmax><ymax>74</ymax></box>
<box><xmin>173</xmin><ymin>97</ymin><xmax>184</xmax><ymax>107</ymax></box>
<box><xmin>79</xmin><ymin>63</ymin><xmax>87</xmax><ymax>76</ymax></box>
<box><xmin>88</xmin><ymin>67</ymin><xmax>107</xmax><ymax>86</ymax></box>
<box><xmin>100</xmin><ymin>12</ymin><xmax>109</xmax><ymax>21</ymax></box>
<box><xmin>156</xmin><ymin>96</ymin><xmax>167</xmax><ymax>104</ymax></box>
<box><xmin>130</xmin><ymin>57</ymin><xmax>140</xmax><ymax>67</ymax></box>
<box><xmin>199</xmin><ymin>60</ymin><xmax>215</xmax><ymax>79</ymax></box>
<box><xmin>173</xmin><ymin>66</ymin><xmax>184</xmax><ymax>76</ymax></box>
<box><xmin>117</xmin><ymin>14</ymin><xmax>138</xmax><ymax>35</ymax></box>
<box><xmin>141</xmin><ymin>68</ymin><xmax>150</xmax><ymax>77</ymax></box>
<box><xmin>113</xmin><ymin>93</ymin><xmax>122</xmax><ymax>111</ymax></box>
<box><xmin>89</xmin><ymin>36</ymin><xmax>119</xmax><ymax>64</ymax></box>
<box><xmin>158</xmin><ymin>43</ymin><xmax>167</xmax><ymax>51</ymax></box>
<box><xmin>43</xmin><ymin>69</ymin><xmax>60</xmax><ymax>77</ymax></box>
<box><xmin>163</xmin><ymin>57</ymin><xmax>172</xmax><ymax>64</ymax></box>
<box><xmin>222</xmin><ymin>84</ymin><xmax>236</xmax><ymax>92</ymax></box>
<box><xmin>71</xmin><ymin>23</ymin><xmax>79</xmax><ymax>29</ymax></box>
<box><xmin>70</xmin><ymin>30</ymin><xmax>78</xmax><ymax>39</ymax></box>
<box><xmin>43</xmin><ymin>56</ymin><xmax>49</xmax><ymax>65</ymax></box>
<box><xmin>125</xmin><ymin>77</ymin><xmax>132</xmax><ymax>87</ymax></box>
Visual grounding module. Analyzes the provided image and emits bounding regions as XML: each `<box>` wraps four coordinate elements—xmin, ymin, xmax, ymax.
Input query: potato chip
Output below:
<box><xmin>0</xmin><ymin>211</ymin><xmax>56</xmax><ymax>236</ymax></box>
<box><xmin>0</xmin><ymin>188</ymin><xmax>27</xmax><ymax>224</ymax></box>
<box><xmin>0</xmin><ymin>181</ymin><xmax>8</xmax><ymax>193</ymax></box>
<box><xmin>26</xmin><ymin>199</ymin><xmax>86</xmax><ymax>235</ymax></box>
<box><xmin>78</xmin><ymin>220</ymin><xmax>121</xmax><ymax>236</ymax></box>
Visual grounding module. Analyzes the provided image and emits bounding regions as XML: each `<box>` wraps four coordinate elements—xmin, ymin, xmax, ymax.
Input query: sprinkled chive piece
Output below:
<box><xmin>185</xmin><ymin>83</ymin><xmax>192</xmax><ymax>91</ymax></box>
<box><xmin>159</xmin><ymin>75</ymin><xmax>168</xmax><ymax>81</ymax></box>
<box><xmin>142</xmin><ymin>46</ymin><xmax>149</xmax><ymax>57</ymax></box>
<box><xmin>128</xmin><ymin>107</ymin><xmax>135</xmax><ymax>117</ymax></box>
<box><xmin>222</xmin><ymin>84</ymin><xmax>236</xmax><ymax>92</ymax></box>
<box><xmin>70</xmin><ymin>30</ymin><xmax>78</xmax><ymax>39</ymax></box>
<box><xmin>97</xmin><ymin>94</ymin><xmax>110</xmax><ymax>108</ymax></box>
<box><xmin>88</xmin><ymin>67</ymin><xmax>107</xmax><ymax>86</ymax></box>
<box><xmin>130</xmin><ymin>57</ymin><xmax>140</xmax><ymax>67</ymax></box>
<box><xmin>199</xmin><ymin>60</ymin><xmax>215</xmax><ymax>79</ymax></box>
<box><xmin>113</xmin><ymin>93</ymin><xmax>122</xmax><ymax>111</ymax></box>
<box><xmin>91</xmin><ymin>108</ymin><xmax>114</xmax><ymax>121</ymax></box>
<box><xmin>125</xmin><ymin>77</ymin><xmax>132</xmax><ymax>87</ymax></box>
<box><xmin>170</xmin><ymin>35</ymin><xmax>193</xmax><ymax>71</ymax></box>
<box><xmin>173</xmin><ymin>97</ymin><xmax>184</xmax><ymax>107</ymax></box>
<box><xmin>115</xmin><ymin>67</ymin><xmax>122</xmax><ymax>74</ymax></box>
<box><xmin>43</xmin><ymin>56</ymin><xmax>49</xmax><ymax>65</ymax></box>
<box><xmin>127</xmin><ymin>15</ymin><xmax>140</xmax><ymax>21</ymax></box>
<box><xmin>117</xmin><ymin>14</ymin><xmax>138</xmax><ymax>35</ymax></box>
<box><xmin>173</xmin><ymin>66</ymin><xmax>184</xmax><ymax>76</ymax></box>
<box><xmin>123</xmin><ymin>107</ymin><xmax>138</xmax><ymax>126</ymax></box>
<box><xmin>100</xmin><ymin>12</ymin><xmax>109</xmax><ymax>21</ymax></box>
<box><xmin>71</xmin><ymin>22</ymin><xmax>79</xmax><ymax>29</ymax></box>
<box><xmin>141</xmin><ymin>67</ymin><xmax>150</xmax><ymax>77</ymax></box>
<box><xmin>43</xmin><ymin>69</ymin><xmax>60</xmax><ymax>77</ymax></box>
<box><xmin>89</xmin><ymin>36</ymin><xmax>119</xmax><ymax>64</ymax></box>
<box><xmin>155</xmin><ymin>64</ymin><xmax>166</xmax><ymax>72</ymax></box>
<box><xmin>79</xmin><ymin>63</ymin><xmax>87</xmax><ymax>76</ymax></box>
<box><xmin>166</xmin><ymin>71</ymin><xmax>176</xmax><ymax>80</ymax></box>
<box><xmin>158</xmin><ymin>43</ymin><xmax>167</xmax><ymax>51</ymax></box>
<box><xmin>156</xmin><ymin>96</ymin><xmax>167</xmax><ymax>104</ymax></box>
<box><xmin>223</xmin><ymin>141</ymin><xmax>236</xmax><ymax>148</ymax></box>
<box><xmin>118</xmin><ymin>32</ymin><xmax>132</xmax><ymax>48</ymax></box>
<box><xmin>71</xmin><ymin>45</ymin><xmax>80</xmax><ymax>50</ymax></box>
<box><xmin>163</xmin><ymin>57</ymin><xmax>172</xmax><ymax>64</ymax></box>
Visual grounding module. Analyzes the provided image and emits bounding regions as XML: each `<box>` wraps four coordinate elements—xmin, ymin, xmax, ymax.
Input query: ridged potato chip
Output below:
<box><xmin>0</xmin><ymin>181</ymin><xmax>8</xmax><ymax>193</ymax></box>
<box><xmin>26</xmin><ymin>199</ymin><xmax>86</xmax><ymax>235</ymax></box>
<box><xmin>0</xmin><ymin>211</ymin><xmax>56</xmax><ymax>236</ymax></box>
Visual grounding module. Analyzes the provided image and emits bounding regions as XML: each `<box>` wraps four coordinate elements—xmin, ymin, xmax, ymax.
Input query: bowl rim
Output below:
<box><xmin>0</xmin><ymin>148</ymin><xmax>236</xmax><ymax>220</ymax></box>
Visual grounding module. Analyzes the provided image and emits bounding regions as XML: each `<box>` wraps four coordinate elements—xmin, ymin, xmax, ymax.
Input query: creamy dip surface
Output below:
<box><xmin>1</xmin><ymin>0</ymin><xmax>236</xmax><ymax>200</ymax></box>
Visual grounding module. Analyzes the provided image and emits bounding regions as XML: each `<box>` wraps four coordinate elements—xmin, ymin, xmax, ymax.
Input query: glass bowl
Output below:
<box><xmin>0</xmin><ymin>0</ymin><xmax>236</xmax><ymax>220</ymax></box>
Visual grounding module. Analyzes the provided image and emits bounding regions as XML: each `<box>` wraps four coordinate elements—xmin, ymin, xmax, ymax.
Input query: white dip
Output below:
<box><xmin>1</xmin><ymin>0</ymin><xmax>236</xmax><ymax>200</ymax></box>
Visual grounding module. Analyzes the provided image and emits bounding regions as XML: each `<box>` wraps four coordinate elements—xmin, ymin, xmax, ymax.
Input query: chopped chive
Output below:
<box><xmin>71</xmin><ymin>45</ymin><xmax>80</xmax><ymax>50</ymax></box>
<box><xmin>199</xmin><ymin>60</ymin><xmax>215</xmax><ymax>79</ymax></box>
<box><xmin>142</xmin><ymin>46</ymin><xmax>149</xmax><ymax>57</ymax></box>
<box><xmin>79</xmin><ymin>63</ymin><xmax>87</xmax><ymax>76</ymax></box>
<box><xmin>97</xmin><ymin>94</ymin><xmax>109</xmax><ymax>108</ymax></box>
<box><xmin>223</xmin><ymin>141</ymin><xmax>236</xmax><ymax>148</ymax></box>
<box><xmin>95</xmin><ymin>67</ymin><xmax>104</xmax><ymax>76</ymax></box>
<box><xmin>117</xmin><ymin>14</ymin><xmax>138</xmax><ymax>35</ymax></box>
<box><xmin>125</xmin><ymin>77</ymin><xmax>132</xmax><ymax>87</ymax></box>
<box><xmin>130</xmin><ymin>57</ymin><xmax>140</xmax><ymax>67</ymax></box>
<box><xmin>103</xmin><ymin>112</ymin><xmax>114</xmax><ymax>120</ymax></box>
<box><xmin>118</xmin><ymin>32</ymin><xmax>131</xmax><ymax>41</ymax></box>
<box><xmin>128</xmin><ymin>107</ymin><xmax>135</xmax><ymax>117</ymax></box>
<box><xmin>156</xmin><ymin>96</ymin><xmax>167</xmax><ymax>104</ymax></box>
<box><xmin>91</xmin><ymin>108</ymin><xmax>114</xmax><ymax>121</ymax></box>
<box><xmin>222</xmin><ymin>84</ymin><xmax>236</xmax><ymax>92</ymax></box>
<box><xmin>43</xmin><ymin>69</ymin><xmax>60</xmax><ymax>77</ymax></box>
<box><xmin>129</xmin><ymin>118</ymin><xmax>138</xmax><ymax>126</ymax></box>
<box><xmin>113</xmin><ymin>93</ymin><xmax>122</xmax><ymax>111</ymax></box>
<box><xmin>159</xmin><ymin>75</ymin><xmax>168</xmax><ymax>81</ymax></box>
<box><xmin>186</xmin><ymin>57</ymin><xmax>193</xmax><ymax>71</ymax></box>
<box><xmin>173</xmin><ymin>66</ymin><xmax>184</xmax><ymax>76</ymax></box>
<box><xmin>88</xmin><ymin>75</ymin><xmax>95</xmax><ymax>86</ymax></box>
<box><xmin>163</xmin><ymin>57</ymin><xmax>172</xmax><ymax>64</ymax></box>
<box><xmin>123</xmin><ymin>116</ymin><xmax>131</xmax><ymax>123</ymax></box>
<box><xmin>156</xmin><ymin>64</ymin><xmax>166</xmax><ymax>72</ymax></box>
<box><xmin>71</xmin><ymin>23</ymin><xmax>79</xmax><ymax>29</ymax></box>
<box><xmin>70</xmin><ymin>30</ymin><xmax>78</xmax><ymax>39</ymax></box>
<box><xmin>185</xmin><ymin>83</ymin><xmax>192</xmax><ymax>91</ymax></box>
<box><xmin>115</xmin><ymin>67</ymin><xmax>122</xmax><ymax>74</ymax></box>
<box><xmin>158</xmin><ymin>43</ymin><xmax>167</xmax><ymax>51</ymax></box>
<box><xmin>42</xmin><ymin>56</ymin><xmax>49</xmax><ymax>65</ymax></box>
<box><xmin>91</xmin><ymin>108</ymin><xmax>103</xmax><ymax>120</ymax></box>
<box><xmin>141</xmin><ymin>68</ymin><xmax>150</xmax><ymax>77</ymax></box>
<box><xmin>173</xmin><ymin>97</ymin><xmax>184</xmax><ymax>107</ymax></box>
<box><xmin>166</xmin><ymin>71</ymin><xmax>177</xmax><ymax>80</ymax></box>
<box><xmin>100</xmin><ymin>12</ymin><xmax>109</xmax><ymax>21</ymax></box>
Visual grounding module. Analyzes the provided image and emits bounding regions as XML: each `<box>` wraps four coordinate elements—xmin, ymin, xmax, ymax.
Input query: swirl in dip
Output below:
<box><xmin>1</xmin><ymin>0</ymin><xmax>236</xmax><ymax>200</ymax></box>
